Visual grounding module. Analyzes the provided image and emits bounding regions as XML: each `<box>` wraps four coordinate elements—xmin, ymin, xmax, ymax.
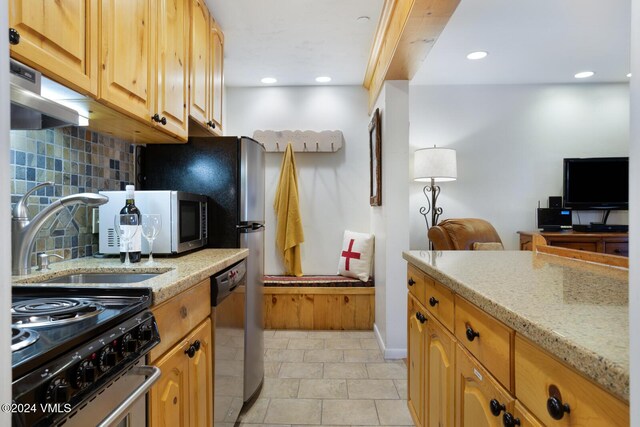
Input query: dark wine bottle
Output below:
<box><xmin>120</xmin><ymin>185</ymin><xmax>142</xmax><ymax>263</ymax></box>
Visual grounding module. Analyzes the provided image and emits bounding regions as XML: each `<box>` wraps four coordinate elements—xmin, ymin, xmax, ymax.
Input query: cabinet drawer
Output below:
<box><xmin>455</xmin><ymin>344</ymin><xmax>514</xmax><ymax>427</ymax></box>
<box><xmin>454</xmin><ymin>296</ymin><xmax>513</xmax><ymax>391</ymax></box>
<box><xmin>515</xmin><ymin>336</ymin><xmax>629</xmax><ymax>427</ymax></box>
<box><xmin>150</xmin><ymin>279</ymin><xmax>211</xmax><ymax>360</ymax></box>
<box><xmin>407</xmin><ymin>264</ymin><xmax>429</xmax><ymax>307</ymax></box>
<box><xmin>552</xmin><ymin>242</ymin><xmax>597</xmax><ymax>252</ymax></box>
<box><xmin>425</xmin><ymin>279</ymin><xmax>454</xmax><ymax>332</ymax></box>
<box><xmin>604</xmin><ymin>242</ymin><xmax>628</xmax><ymax>257</ymax></box>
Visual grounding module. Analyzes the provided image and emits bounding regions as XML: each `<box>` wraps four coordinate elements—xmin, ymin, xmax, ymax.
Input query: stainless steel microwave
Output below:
<box><xmin>98</xmin><ymin>190</ymin><xmax>208</xmax><ymax>254</ymax></box>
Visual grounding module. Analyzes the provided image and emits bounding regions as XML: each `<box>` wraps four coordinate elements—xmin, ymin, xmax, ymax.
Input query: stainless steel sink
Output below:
<box><xmin>41</xmin><ymin>273</ymin><xmax>160</xmax><ymax>284</ymax></box>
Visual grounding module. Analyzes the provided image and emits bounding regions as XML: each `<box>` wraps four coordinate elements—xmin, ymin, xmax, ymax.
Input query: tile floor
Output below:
<box><xmin>234</xmin><ymin>330</ymin><xmax>413</xmax><ymax>427</ymax></box>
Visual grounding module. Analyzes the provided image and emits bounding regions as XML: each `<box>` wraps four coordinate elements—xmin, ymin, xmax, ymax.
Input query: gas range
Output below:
<box><xmin>11</xmin><ymin>287</ymin><xmax>160</xmax><ymax>427</ymax></box>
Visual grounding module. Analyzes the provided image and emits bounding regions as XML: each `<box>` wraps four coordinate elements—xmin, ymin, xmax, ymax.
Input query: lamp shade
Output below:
<box><xmin>413</xmin><ymin>147</ymin><xmax>457</xmax><ymax>182</ymax></box>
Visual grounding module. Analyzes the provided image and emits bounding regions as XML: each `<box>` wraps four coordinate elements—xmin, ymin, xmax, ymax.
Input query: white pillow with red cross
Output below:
<box><xmin>338</xmin><ymin>230</ymin><xmax>374</xmax><ymax>282</ymax></box>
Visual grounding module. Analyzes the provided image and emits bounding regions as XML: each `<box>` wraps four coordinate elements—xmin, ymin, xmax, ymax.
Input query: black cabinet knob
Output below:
<box><xmin>408</xmin><ymin>278</ymin><xmax>415</xmax><ymax>286</ymax></box>
<box><xmin>415</xmin><ymin>312</ymin><xmax>427</xmax><ymax>324</ymax></box>
<box><xmin>193</xmin><ymin>340</ymin><xmax>201</xmax><ymax>351</ymax></box>
<box><xmin>185</xmin><ymin>345</ymin><xmax>196</xmax><ymax>358</ymax></box>
<box><xmin>9</xmin><ymin>28</ymin><xmax>20</xmax><ymax>45</ymax></box>
<box><xmin>547</xmin><ymin>396</ymin><xmax>570</xmax><ymax>420</ymax></box>
<box><xmin>207</xmin><ymin>120</ymin><xmax>216</xmax><ymax>129</ymax></box>
<box><xmin>151</xmin><ymin>113</ymin><xmax>160</xmax><ymax>122</ymax></box>
<box><xmin>466</xmin><ymin>325</ymin><xmax>480</xmax><ymax>342</ymax></box>
<box><xmin>502</xmin><ymin>412</ymin><xmax>521</xmax><ymax>427</ymax></box>
<box><xmin>429</xmin><ymin>296</ymin><xmax>439</xmax><ymax>307</ymax></box>
<box><xmin>489</xmin><ymin>399</ymin><xmax>506</xmax><ymax>417</ymax></box>
<box><xmin>160</xmin><ymin>116</ymin><xmax>167</xmax><ymax>125</ymax></box>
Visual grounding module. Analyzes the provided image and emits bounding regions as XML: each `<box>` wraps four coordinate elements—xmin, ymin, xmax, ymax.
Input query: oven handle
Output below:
<box><xmin>96</xmin><ymin>365</ymin><xmax>161</xmax><ymax>427</ymax></box>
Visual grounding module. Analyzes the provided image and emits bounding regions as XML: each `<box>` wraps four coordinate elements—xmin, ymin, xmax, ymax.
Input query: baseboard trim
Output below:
<box><xmin>374</xmin><ymin>323</ymin><xmax>406</xmax><ymax>359</ymax></box>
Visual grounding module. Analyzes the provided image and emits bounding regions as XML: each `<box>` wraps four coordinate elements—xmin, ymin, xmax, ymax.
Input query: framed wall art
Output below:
<box><xmin>369</xmin><ymin>108</ymin><xmax>382</xmax><ymax>206</ymax></box>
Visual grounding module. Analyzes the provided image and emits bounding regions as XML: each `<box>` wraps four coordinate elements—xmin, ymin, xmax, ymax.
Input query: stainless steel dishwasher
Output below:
<box><xmin>212</xmin><ymin>260</ymin><xmax>247</xmax><ymax>425</ymax></box>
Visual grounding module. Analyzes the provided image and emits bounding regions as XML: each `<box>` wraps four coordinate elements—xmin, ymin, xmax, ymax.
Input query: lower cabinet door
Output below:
<box><xmin>149</xmin><ymin>339</ymin><xmax>191</xmax><ymax>427</ymax></box>
<box><xmin>509</xmin><ymin>401</ymin><xmax>544</xmax><ymax>427</ymax></box>
<box><xmin>407</xmin><ymin>294</ymin><xmax>427</xmax><ymax>427</ymax></box>
<box><xmin>426</xmin><ymin>314</ymin><xmax>455</xmax><ymax>427</ymax></box>
<box><xmin>189</xmin><ymin>319</ymin><xmax>214</xmax><ymax>427</ymax></box>
<box><xmin>455</xmin><ymin>345</ymin><xmax>514</xmax><ymax>427</ymax></box>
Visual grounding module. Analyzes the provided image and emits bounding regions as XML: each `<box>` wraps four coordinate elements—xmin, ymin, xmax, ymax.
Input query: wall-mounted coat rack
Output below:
<box><xmin>252</xmin><ymin>130</ymin><xmax>344</xmax><ymax>153</ymax></box>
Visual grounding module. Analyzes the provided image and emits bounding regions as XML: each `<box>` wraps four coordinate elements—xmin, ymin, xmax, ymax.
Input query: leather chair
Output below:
<box><xmin>427</xmin><ymin>218</ymin><xmax>503</xmax><ymax>250</ymax></box>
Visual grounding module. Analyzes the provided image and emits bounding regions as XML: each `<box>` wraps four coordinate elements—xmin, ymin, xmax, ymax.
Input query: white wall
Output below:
<box><xmin>225</xmin><ymin>86</ymin><xmax>371</xmax><ymax>274</ymax></box>
<box><xmin>1</xmin><ymin>0</ymin><xmax>12</xmax><ymax>422</ymax></box>
<box><xmin>409</xmin><ymin>83</ymin><xmax>630</xmax><ymax>250</ymax></box>
<box><xmin>629</xmin><ymin>0</ymin><xmax>639</xmax><ymax>423</ymax></box>
<box><xmin>371</xmin><ymin>81</ymin><xmax>410</xmax><ymax>358</ymax></box>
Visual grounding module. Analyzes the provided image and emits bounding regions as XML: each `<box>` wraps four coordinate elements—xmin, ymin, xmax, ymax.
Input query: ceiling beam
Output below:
<box><xmin>363</xmin><ymin>0</ymin><xmax>460</xmax><ymax>112</ymax></box>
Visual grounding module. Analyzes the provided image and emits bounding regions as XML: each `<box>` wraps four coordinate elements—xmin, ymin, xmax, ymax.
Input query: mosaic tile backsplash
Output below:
<box><xmin>10</xmin><ymin>127</ymin><xmax>135</xmax><ymax>265</ymax></box>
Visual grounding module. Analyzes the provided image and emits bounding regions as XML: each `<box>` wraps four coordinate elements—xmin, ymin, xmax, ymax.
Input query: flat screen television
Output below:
<box><xmin>563</xmin><ymin>157</ymin><xmax>628</xmax><ymax>210</ymax></box>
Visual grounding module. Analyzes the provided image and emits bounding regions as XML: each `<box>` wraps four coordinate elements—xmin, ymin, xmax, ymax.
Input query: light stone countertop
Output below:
<box><xmin>13</xmin><ymin>248</ymin><xmax>249</xmax><ymax>304</ymax></box>
<box><xmin>402</xmin><ymin>250</ymin><xmax>629</xmax><ymax>401</ymax></box>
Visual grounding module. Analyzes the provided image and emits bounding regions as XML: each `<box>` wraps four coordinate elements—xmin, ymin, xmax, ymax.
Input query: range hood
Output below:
<box><xmin>10</xmin><ymin>59</ymin><xmax>81</xmax><ymax>130</ymax></box>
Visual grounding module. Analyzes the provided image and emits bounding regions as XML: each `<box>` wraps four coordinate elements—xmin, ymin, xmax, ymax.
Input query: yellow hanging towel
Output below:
<box><xmin>274</xmin><ymin>142</ymin><xmax>304</xmax><ymax>276</ymax></box>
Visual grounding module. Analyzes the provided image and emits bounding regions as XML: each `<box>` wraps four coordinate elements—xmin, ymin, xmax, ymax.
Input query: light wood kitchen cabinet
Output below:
<box><xmin>456</xmin><ymin>345</ymin><xmax>514</xmax><ymax>427</ymax></box>
<box><xmin>155</xmin><ymin>0</ymin><xmax>190</xmax><ymax>140</ymax></box>
<box><xmin>426</xmin><ymin>313</ymin><xmax>455</xmax><ymax>427</ymax></box>
<box><xmin>510</xmin><ymin>401</ymin><xmax>544</xmax><ymax>427</ymax></box>
<box><xmin>189</xmin><ymin>0</ymin><xmax>210</xmax><ymax>127</ymax></box>
<box><xmin>210</xmin><ymin>18</ymin><xmax>224</xmax><ymax>130</ymax></box>
<box><xmin>407</xmin><ymin>294</ymin><xmax>426</xmax><ymax>427</ymax></box>
<box><xmin>149</xmin><ymin>279</ymin><xmax>213</xmax><ymax>427</ymax></box>
<box><xmin>99</xmin><ymin>0</ymin><xmax>154</xmax><ymax>123</ymax></box>
<box><xmin>149</xmin><ymin>319</ymin><xmax>213</xmax><ymax>427</ymax></box>
<box><xmin>9</xmin><ymin>0</ymin><xmax>99</xmax><ymax>96</ymax></box>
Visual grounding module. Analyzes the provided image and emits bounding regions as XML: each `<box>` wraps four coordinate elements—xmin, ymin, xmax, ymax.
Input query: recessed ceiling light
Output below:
<box><xmin>357</xmin><ymin>16</ymin><xmax>370</xmax><ymax>22</ymax></box>
<box><xmin>261</xmin><ymin>77</ymin><xmax>277</xmax><ymax>84</ymax></box>
<box><xmin>627</xmin><ymin>73</ymin><xmax>632</xmax><ymax>78</ymax></box>
<box><xmin>574</xmin><ymin>71</ymin><xmax>595</xmax><ymax>79</ymax></box>
<box><xmin>466</xmin><ymin>51</ymin><xmax>488</xmax><ymax>60</ymax></box>
<box><xmin>315</xmin><ymin>76</ymin><xmax>332</xmax><ymax>83</ymax></box>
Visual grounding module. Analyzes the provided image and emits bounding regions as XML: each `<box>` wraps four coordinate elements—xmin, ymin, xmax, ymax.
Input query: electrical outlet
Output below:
<box><xmin>92</xmin><ymin>208</ymin><xmax>99</xmax><ymax>234</ymax></box>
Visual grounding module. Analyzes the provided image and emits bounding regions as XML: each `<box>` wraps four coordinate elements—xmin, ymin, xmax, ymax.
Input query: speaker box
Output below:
<box><xmin>549</xmin><ymin>196</ymin><xmax>562</xmax><ymax>208</ymax></box>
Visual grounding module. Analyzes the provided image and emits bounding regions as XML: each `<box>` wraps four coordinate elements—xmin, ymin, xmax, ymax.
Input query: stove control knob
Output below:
<box><xmin>74</xmin><ymin>360</ymin><xmax>97</xmax><ymax>389</ymax></box>
<box><xmin>121</xmin><ymin>333</ymin><xmax>139</xmax><ymax>356</ymax></box>
<box><xmin>99</xmin><ymin>346</ymin><xmax>118</xmax><ymax>372</ymax></box>
<box><xmin>139</xmin><ymin>323</ymin><xmax>154</xmax><ymax>342</ymax></box>
<box><xmin>46</xmin><ymin>378</ymin><xmax>70</xmax><ymax>404</ymax></box>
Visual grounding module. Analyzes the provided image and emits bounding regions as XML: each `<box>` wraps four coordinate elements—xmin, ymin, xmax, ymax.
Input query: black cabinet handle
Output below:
<box><xmin>466</xmin><ymin>324</ymin><xmax>480</xmax><ymax>342</ymax></box>
<box><xmin>502</xmin><ymin>412</ymin><xmax>521</xmax><ymax>427</ymax></box>
<box><xmin>489</xmin><ymin>399</ymin><xmax>506</xmax><ymax>417</ymax></box>
<box><xmin>429</xmin><ymin>296</ymin><xmax>439</xmax><ymax>307</ymax></box>
<box><xmin>185</xmin><ymin>345</ymin><xmax>196</xmax><ymax>358</ymax></box>
<box><xmin>415</xmin><ymin>312</ymin><xmax>427</xmax><ymax>324</ymax></box>
<box><xmin>547</xmin><ymin>396</ymin><xmax>570</xmax><ymax>420</ymax></box>
<box><xmin>207</xmin><ymin>120</ymin><xmax>216</xmax><ymax>129</ymax></box>
<box><xmin>151</xmin><ymin>113</ymin><xmax>160</xmax><ymax>122</ymax></box>
<box><xmin>160</xmin><ymin>116</ymin><xmax>167</xmax><ymax>125</ymax></box>
<box><xmin>408</xmin><ymin>278</ymin><xmax>415</xmax><ymax>286</ymax></box>
<box><xmin>9</xmin><ymin>28</ymin><xmax>19</xmax><ymax>45</ymax></box>
<box><xmin>193</xmin><ymin>340</ymin><xmax>201</xmax><ymax>351</ymax></box>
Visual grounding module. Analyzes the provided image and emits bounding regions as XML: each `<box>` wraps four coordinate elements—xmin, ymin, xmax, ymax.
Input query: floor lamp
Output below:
<box><xmin>413</xmin><ymin>147</ymin><xmax>457</xmax><ymax>249</ymax></box>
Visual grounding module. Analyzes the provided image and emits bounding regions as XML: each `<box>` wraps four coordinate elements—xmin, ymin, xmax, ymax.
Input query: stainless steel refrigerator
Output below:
<box><xmin>140</xmin><ymin>136</ymin><xmax>265</xmax><ymax>404</ymax></box>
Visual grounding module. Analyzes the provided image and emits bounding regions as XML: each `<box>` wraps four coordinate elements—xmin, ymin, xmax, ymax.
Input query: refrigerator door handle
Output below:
<box><xmin>237</xmin><ymin>222</ymin><xmax>265</xmax><ymax>232</ymax></box>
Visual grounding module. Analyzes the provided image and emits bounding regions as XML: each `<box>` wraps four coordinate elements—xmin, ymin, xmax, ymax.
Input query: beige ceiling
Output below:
<box><xmin>207</xmin><ymin>0</ymin><xmax>384</xmax><ymax>87</ymax></box>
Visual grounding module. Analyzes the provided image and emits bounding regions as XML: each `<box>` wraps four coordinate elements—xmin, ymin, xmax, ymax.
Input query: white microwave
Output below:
<box><xmin>98</xmin><ymin>190</ymin><xmax>208</xmax><ymax>255</ymax></box>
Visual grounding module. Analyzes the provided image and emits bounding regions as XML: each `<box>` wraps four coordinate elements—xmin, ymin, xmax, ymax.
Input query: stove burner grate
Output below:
<box><xmin>12</xmin><ymin>298</ymin><xmax>105</xmax><ymax>327</ymax></box>
<box><xmin>11</xmin><ymin>327</ymin><xmax>39</xmax><ymax>352</ymax></box>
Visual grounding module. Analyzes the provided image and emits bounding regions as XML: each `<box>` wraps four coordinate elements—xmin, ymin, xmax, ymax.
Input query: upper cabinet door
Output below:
<box><xmin>155</xmin><ymin>0</ymin><xmax>189</xmax><ymax>140</ymax></box>
<box><xmin>9</xmin><ymin>0</ymin><xmax>98</xmax><ymax>96</ymax></box>
<box><xmin>210</xmin><ymin>19</ymin><xmax>224</xmax><ymax>131</ymax></box>
<box><xmin>99</xmin><ymin>0</ymin><xmax>154</xmax><ymax>123</ymax></box>
<box><xmin>189</xmin><ymin>0</ymin><xmax>210</xmax><ymax>127</ymax></box>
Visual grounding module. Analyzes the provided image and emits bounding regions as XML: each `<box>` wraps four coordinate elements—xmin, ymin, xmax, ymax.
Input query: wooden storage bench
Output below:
<box><xmin>263</xmin><ymin>275</ymin><xmax>375</xmax><ymax>330</ymax></box>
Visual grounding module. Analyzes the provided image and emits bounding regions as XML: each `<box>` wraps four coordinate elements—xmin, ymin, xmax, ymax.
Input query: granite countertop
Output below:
<box><xmin>13</xmin><ymin>248</ymin><xmax>249</xmax><ymax>304</ymax></box>
<box><xmin>403</xmin><ymin>250</ymin><xmax>629</xmax><ymax>402</ymax></box>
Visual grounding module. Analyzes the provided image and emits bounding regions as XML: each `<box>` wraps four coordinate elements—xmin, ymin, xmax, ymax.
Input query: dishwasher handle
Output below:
<box><xmin>96</xmin><ymin>365</ymin><xmax>161</xmax><ymax>427</ymax></box>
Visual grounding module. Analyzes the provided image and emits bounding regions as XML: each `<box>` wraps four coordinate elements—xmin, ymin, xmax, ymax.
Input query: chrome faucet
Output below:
<box><xmin>11</xmin><ymin>182</ymin><xmax>109</xmax><ymax>276</ymax></box>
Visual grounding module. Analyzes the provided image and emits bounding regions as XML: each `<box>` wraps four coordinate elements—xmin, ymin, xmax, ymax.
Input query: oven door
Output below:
<box><xmin>172</xmin><ymin>192</ymin><xmax>208</xmax><ymax>253</ymax></box>
<box><xmin>58</xmin><ymin>361</ymin><xmax>160</xmax><ymax>427</ymax></box>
